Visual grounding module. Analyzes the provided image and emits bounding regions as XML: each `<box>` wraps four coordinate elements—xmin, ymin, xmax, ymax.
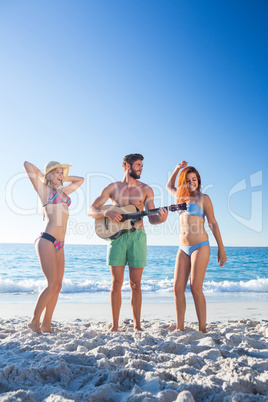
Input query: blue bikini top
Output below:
<box><xmin>180</xmin><ymin>196</ymin><xmax>205</xmax><ymax>218</ymax></box>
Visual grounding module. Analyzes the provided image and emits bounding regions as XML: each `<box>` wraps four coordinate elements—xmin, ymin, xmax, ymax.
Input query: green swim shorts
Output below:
<box><xmin>107</xmin><ymin>229</ymin><xmax>147</xmax><ymax>268</ymax></box>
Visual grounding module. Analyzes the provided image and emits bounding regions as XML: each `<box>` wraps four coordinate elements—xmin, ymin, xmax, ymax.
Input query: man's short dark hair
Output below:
<box><xmin>122</xmin><ymin>153</ymin><xmax>144</xmax><ymax>171</ymax></box>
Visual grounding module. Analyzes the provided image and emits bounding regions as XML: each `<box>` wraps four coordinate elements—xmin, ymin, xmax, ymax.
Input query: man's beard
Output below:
<box><xmin>129</xmin><ymin>169</ymin><xmax>140</xmax><ymax>179</ymax></box>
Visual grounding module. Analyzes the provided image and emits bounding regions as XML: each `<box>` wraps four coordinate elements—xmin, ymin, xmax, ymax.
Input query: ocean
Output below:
<box><xmin>0</xmin><ymin>243</ymin><xmax>267</xmax><ymax>305</ymax></box>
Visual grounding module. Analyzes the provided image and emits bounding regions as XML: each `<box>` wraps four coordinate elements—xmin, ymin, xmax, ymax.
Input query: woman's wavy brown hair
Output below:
<box><xmin>176</xmin><ymin>166</ymin><xmax>201</xmax><ymax>203</ymax></box>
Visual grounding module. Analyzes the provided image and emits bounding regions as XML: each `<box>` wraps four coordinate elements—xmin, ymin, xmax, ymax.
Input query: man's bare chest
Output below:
<box><xmin>111</xmin><ymin>186</ymin><xmax>145</xmax><ymax>209</ymax></box>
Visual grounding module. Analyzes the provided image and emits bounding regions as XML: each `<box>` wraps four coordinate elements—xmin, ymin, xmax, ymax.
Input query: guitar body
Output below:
<box><xmin>95</xmin><ymin>204</ymin><xmax>139</xmax><ymax>240</ymax></box>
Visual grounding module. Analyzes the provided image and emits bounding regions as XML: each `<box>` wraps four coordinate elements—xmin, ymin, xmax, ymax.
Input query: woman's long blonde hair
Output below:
<box><xmin>42</xmin><ymin>168</ymin><xmax>63</xmax><ymax>217</ymax></box>
<box><xmin>176</xmin><ymin>166</ymin><xmax>201</xmax><ymax>203</ymax></box>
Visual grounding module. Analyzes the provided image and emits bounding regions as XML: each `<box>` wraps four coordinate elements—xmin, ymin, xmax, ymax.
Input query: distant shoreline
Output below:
<box><xmin>1</xmin><ymin>242</ymin><xmax>268</xmax><ymax>248</ymax></box>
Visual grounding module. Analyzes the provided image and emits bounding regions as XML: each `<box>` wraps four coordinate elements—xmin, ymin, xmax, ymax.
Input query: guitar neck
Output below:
<box><xmin>125</xmin><ymin>206</ymin><xmax>167</xmax><ymax>221</ymax></box>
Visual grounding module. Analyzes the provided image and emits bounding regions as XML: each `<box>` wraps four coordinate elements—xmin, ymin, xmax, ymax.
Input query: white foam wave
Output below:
<box><xmin>0</xmin><ymin>277</ymin><xmax>268</xmax><ymax>294</ymax></box>
<box><xmin>203</xmin><ymin>278</ymin><xmax>268</xmax><ymax>293</ymax></box>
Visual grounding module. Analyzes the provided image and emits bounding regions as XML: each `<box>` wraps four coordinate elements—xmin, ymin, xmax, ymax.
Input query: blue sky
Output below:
<box><xmin>1</xmin><ymin>0</ymin><xmax>267</xmax><ymax>246</ymax></box>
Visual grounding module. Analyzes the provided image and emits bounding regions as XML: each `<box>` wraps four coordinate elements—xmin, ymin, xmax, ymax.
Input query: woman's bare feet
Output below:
<box><xmin>40</xmin><ymin>324</ymin><xmax>53</xmax><ymax>333</ymax></box>
<box><xmin>167</xmin><ymin>323</ymin><xmax>177</xmax><ymax>331</ymax></box>
<box><xmin>28</xmin><ymin>321</ymin><xmax>41</xmax><ymax>334</ymax></box>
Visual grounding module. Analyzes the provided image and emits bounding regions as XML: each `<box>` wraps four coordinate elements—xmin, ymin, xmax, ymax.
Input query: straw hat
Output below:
<box><xmin>44</xmin><ymin>161</ymin><xmax>72</xmax><ymax>183</ymax></box>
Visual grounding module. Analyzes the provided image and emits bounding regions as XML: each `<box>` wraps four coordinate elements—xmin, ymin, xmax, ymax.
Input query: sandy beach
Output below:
<box><xmin>0</xmin><ymin>302</ymin><xmax>267</xmax><ymax>401</ymax></box>
<box><xmin>1</xmin><ymin>301</ymin><xmax>268</xmax><ymax>323</ymax></box>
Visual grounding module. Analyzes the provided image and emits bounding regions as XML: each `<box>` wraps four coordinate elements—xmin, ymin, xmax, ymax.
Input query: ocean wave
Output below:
<box><xmin>203</xmin><ymin>278</ymin><xmax>268</xmax><ymax>293</ymax></box>
<box><xmin>0</xmin><ymin>277</ymin><xmax>268</xmax><ymax>294</ymax></box>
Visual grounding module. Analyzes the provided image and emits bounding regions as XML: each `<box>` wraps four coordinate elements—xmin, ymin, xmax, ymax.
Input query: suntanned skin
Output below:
<box><xmin>24</xmin><ymin>161</ymin><xmax>84</xmax><ymax>334</ymax></box>
<box><xmin>166</xmin><ymin>161</ymin><xmax>226</xmax><ymax>333</ymax></box>
<box><xmin>88</xmin><ymin>159</ymin><xmax>168</xmax><ymax>331</ymax></box>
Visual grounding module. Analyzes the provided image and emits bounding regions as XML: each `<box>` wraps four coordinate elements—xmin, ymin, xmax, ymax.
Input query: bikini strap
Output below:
<box><xmin>197</xmin><ymin>192</ymin><xmax>205</xmax><ymax>212</ymax></box>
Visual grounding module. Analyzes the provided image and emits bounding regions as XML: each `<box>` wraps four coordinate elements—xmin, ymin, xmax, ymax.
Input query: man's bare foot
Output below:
<box><xmin>134</xmin><ymin>327</ymin><xmax>143</xmax><ymax>332</ymax></box>
<box><xmin>28</xmin><ymin>322</ymin><xmax>41</xmax><ymax>334</ymax></box>
<box><xmin>40</xmin><ymin>324</ymin><xmax>53</xmax><ymax>333</ymax></box>
<box><xmin>110</xmin><ymin>326</ymin><xmax>119</xmax><ymax>332</ymax></box>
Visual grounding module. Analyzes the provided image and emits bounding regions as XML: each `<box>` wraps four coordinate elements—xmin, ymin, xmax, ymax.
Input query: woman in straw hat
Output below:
<box><xmin>24</xmin><ymin>161</ymin><xmax>84</xmax><ymax>333</ymax></box>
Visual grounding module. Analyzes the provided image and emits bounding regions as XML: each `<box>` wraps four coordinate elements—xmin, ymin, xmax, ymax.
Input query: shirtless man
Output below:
<box><xmin>88</xmin><ymin>153</ymin><xmax>168</xmax><ymax>331</ymax></box>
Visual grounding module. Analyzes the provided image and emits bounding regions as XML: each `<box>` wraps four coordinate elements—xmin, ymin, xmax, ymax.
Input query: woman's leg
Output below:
<box><xmin>110</xmin><ymin>266</ymin><xmax>125</xmax><ymax>331</ymax></box>
<box><xmin>129</xmin><ymin>267</ymin><xmax>144</xmax><ymax>331</ymax></box>
<box><xmin>28</xmin><ymin>239</ymin><xmax>58</xmax><ymax>333</ymax></box>
<box><xmin>190</xmin><ymin>245</ymin><xmax>210</xmax><ymax>333</ymax></box>
<box><xmin>174</xmin><ymin>249</ymin><xmax>191</xmax><ymax>330</ymax></box>
<box><xmin>40</xmin><ymin>247</ymin><xmax>65</xmax><ymax>333</ymax></box>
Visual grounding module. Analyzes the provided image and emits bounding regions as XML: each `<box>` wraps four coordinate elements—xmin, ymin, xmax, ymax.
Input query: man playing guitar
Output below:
<box><xmin>88</xmin><ymin>153</ymin><xmax>168</xmax><ymax>331</ymax></box>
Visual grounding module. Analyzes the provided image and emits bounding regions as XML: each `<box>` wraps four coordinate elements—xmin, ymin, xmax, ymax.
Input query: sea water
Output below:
<box><xmin>0</xmin><ymin>243</ymin><xmax>267</xmax><ymax>304</ymax></box>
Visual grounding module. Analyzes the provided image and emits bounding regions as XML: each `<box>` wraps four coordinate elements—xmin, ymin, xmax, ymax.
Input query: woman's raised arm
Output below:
<box><xmin>24</xmin><ymin>161</ymin><xmax>46</xmax><ymax>194</ymax></box>
<box><xmin>166</xmin><ymin>161</ymin><xmax>188</xmax><ymax>198</ymax></box>
<box><xmin>62</xmin><ymin>176</ymin><xmax>84</xmax><ymax>195</ymax></box>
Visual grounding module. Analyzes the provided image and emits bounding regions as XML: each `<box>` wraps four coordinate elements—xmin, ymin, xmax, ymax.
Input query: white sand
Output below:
<box><xmin>0</xmin><ymin>302</ymin><xmax>267</xmax><ymax>401</ymax></box>
<box><xmin>1</xmin><ymin>301</ymin><xmax>268</xmax><ymax>322</ymax></box>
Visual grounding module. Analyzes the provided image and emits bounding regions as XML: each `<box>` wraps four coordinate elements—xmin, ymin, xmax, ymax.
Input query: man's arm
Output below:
<box><xmin>87</xmin><ymin>183</ymin><xmax>123</xmax><ymax>223</ymax></box>
<box><xmin>144</xmin><ymin>186</ymin><xmax>168</xmax><ymax>225</ymax></box>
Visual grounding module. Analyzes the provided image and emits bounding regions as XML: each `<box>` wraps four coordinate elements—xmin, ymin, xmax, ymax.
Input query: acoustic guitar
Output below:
<box><xmin>95</xmin><ymin>203</ymin><xmax>187</xmax><ymax>239</ymax></box>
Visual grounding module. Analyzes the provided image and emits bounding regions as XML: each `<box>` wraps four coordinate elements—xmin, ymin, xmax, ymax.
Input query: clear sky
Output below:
<box><xmin>1</xmin><ymin>0</ymin><xmax>267</xmax><ymax>247</ymax></box>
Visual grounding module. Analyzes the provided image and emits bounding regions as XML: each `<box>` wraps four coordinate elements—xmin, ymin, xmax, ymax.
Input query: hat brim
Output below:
<box><xmin>45</xmin><ymin>164</ymin><xmax>72</xmax><ymax>183</ymax></box>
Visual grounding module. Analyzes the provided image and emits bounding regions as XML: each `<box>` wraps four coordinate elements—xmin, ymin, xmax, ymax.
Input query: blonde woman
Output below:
<box><xmin>24</xmin><ymin>161</ymin><xmax>84</xmax><ymax>333</ymax></box>
<box><xmin>166</xmin><ymin>161</ymin><xmax>226</xmax><ymax>332</ymax></box>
